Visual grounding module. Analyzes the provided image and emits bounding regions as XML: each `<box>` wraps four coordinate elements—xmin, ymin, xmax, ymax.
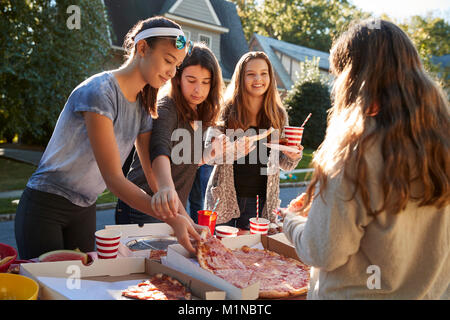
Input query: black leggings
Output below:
<box><xmin>14</xmin><ymin>187</ymin><xmax>96</xmax><ymax>259</ymax></box>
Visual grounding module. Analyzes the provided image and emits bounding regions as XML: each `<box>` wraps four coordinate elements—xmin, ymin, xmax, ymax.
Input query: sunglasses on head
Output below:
<box><xmin>157</xmin><ymin>35</ymin><xmax>193</xmax><ymax>55</ymax></box>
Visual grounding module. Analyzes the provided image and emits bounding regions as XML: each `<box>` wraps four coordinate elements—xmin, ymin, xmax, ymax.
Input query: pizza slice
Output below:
<box><xmin>121</xmin><ymin>273</ymin><xmax>191</xmax><ymax>300</ymax></box>
<box><xmin>196</xmin><ymin>229</ymin><xmax>246</xmax><ymax>272</ymax></box>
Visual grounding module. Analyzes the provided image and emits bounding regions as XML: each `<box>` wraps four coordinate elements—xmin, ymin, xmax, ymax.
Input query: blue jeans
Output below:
<box><xmin>115</xmin><ymin>199</ymin><xmax>161</xmax><ymax>226</ymax></box>
<box><xmin>188</xmin><ymin>164</ymin><xmax>213</xmax><ymax>224</ymax></box>
<box><xmin>219</xmin><ymin>196</ymin><xmax>266</xmax><ymax>230</ymax></box>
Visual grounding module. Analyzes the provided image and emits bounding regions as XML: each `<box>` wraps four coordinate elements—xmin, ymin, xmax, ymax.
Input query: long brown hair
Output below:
<box><xmin>122</xmin><ymin>16</ymin><xmax>182</xmax><ymax>118</ymax></box>
<box><xmin>221</xmin><ymin>51</ymin><xmax>286</xmax><ymax>130</ymax></box>
<box><xmin>169</xmin><ymin>43</ymin><xmax>223</xmax><ymax>127</ymax></box>
<box><xmin>302</xmin><ymin>19</ymin><xmax>449</xmax><ymax>216</ymax></box>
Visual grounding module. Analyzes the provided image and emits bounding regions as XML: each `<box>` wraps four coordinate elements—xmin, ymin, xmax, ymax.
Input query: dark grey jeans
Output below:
<box><xmin>15</xmin><ymin>187</ymin><xmax>96</xmax><ymax>259</ymax></box>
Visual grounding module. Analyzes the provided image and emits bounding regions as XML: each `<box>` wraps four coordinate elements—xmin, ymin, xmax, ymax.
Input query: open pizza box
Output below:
<box><xmin>104</xmin><ymin>223</ymin><xmax>175</xmax><ymax>258</ymax></box>
<box><xmin>20</xmin><ymin>257</ymin><xmax>226</xmax><ymax>300</ymax></box>
<box><xmin>163</xmin><ymin>233</ymin><xmax>302</xmax><ymax>300</ymax></box>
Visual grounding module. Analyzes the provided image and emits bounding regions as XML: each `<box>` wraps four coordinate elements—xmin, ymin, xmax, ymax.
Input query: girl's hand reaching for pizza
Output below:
<box><xmin>150</xmin><ymin>186</ymin><xmax>179</xmax><ymax>220</ymax></box>
<box><xmin>165</xmin><ymin>214</ymin><xmax>201</xmax><ymax>254</ymax></box>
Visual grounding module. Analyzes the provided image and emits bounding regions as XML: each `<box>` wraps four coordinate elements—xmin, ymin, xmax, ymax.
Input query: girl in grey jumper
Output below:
<box><xmin>284</xmin><ymin>19</ymin><xmax>449</xmax><ymax>299</ymax></box>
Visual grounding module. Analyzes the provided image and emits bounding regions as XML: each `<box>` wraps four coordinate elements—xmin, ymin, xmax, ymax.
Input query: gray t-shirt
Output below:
<box><xmin>27</xmin><ymin>71</ymin><xmax>153</xmax><ymax>207</ymax></box>
<box><xmin>127</xmin><ymin>96</ymin><xmax>203</xmax><ymax>207</ymax></box>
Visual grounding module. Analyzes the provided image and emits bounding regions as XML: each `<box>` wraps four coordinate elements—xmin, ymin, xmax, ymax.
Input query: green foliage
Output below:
<box><xmin>0</xmin><ymin>0</ymin><xmax>112</xmax><ymax>145</ymax></box>
<box><xmin>284</xmin><ymin>58</ymin><xmax>331</xmax><ymax>149</ymax></box>
<box><xmin>398</xmin><ymin>14</ymin><xmax>450</xmax><ymax>96</ymax></box>
<box><xmin>231</xmin><ymin>1</ymin><xmax>449</xmax><ymax>95</ymax></box>
<box><xmin>231</xmin><ymin>0</ymin><xmax>369</xmax><ymax>52</ymax></box>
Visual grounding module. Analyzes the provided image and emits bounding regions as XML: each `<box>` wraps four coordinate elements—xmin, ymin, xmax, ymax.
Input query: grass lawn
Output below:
<box><xmin>0</xmin><ymin>158</ymin><xmax>36</xmax><ymax>192</ymax></box>
<box><xmin>0</xmin><ymin>190</ymin><xmax>117</xmax><ymax>215</ymax></box>
<box><xmin>0</xmin><ymin>147</ymin><xmax>315</xmax><ymax>214</ymax></box>
<box><xmin>280</xmin><ymin>147</ymin><xmax>315</xmax><ymax>183</ymax></box>
<box><xmin>0</xmin><ymin>158</ymin><xmax>117</xmax><ymax>214</ymax></box>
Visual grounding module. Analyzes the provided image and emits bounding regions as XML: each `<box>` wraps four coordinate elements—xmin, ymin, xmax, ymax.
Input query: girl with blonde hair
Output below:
<box><xmin>205</xmin><ymin>51</ymin><xmax>303</xmax><ymax>229</ymax></box>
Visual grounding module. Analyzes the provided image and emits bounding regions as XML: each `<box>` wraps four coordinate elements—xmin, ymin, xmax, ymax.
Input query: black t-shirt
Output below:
<box><xmin>233</xmin><ymin>126</ymin><xmax>270</xmax><ymax>198</ymax></box>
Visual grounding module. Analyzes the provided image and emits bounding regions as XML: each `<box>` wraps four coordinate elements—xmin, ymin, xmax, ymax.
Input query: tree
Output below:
<box><xmin>0</xmin><ymin>0</ymin><xmax>112</xmax><ymax>145</ymax></box>
<box><xmin>399</xmin><ymin>14</ymin><xmax>450</xmax><ymax>95</ymax></box>
<box><xmin>230</xmin><ymin>0</ymin><xmax>369</xmax><ymax>52</ymax></box>
<box><xmin>283</xmin><ymin>57</ymin><xmax>331</xmax><ymax>149</ymax></box>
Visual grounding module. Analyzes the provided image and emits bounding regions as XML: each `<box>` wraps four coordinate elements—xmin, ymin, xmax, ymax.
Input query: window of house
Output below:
<box><xmin>199</xmin><ymin>34</ymin><xmax>211</xmax><ymax>48</ymax></box>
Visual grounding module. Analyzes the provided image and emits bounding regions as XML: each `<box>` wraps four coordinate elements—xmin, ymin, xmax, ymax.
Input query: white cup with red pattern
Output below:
<box><xmin>95</xmin><ymin>229</ymin><xmax>122</xmax><ymax>259</ymax></box>
<box><xmin>215</xmin><ymin>226</ymin><xmax>239</xmax><ymax>240</ymax></box>
<box><xmin>249</xmin><ymin>218</ymin><xmax>270</xmax><ymax>235</ymax></box>
<box><xmin>284</xmin><ymin>126</ymin><xmax>304</xmax><ymax>146</ymax></box>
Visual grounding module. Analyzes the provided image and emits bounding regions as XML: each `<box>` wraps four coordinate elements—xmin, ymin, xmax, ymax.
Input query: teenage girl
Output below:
<box><xmin>116</xmin><ymin>43</ymin><xmax>224</xmax><ymax>228</ymax></box>
<box><xmin>283</xmin><ymin>20</ymin><xmax>449</xmax><ymax>299</ymax></box>
<box><xmin>205</xmin><ymin>51</ymin><xmax>303</xmax><ymax>229</ymax></box>
<box><xmin>15</xmin><ymin>16</ymin><xmax>201</xmax><ymax>258</ymax></box>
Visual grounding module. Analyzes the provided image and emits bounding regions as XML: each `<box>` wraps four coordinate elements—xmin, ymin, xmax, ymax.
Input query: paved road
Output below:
<box><xmin>0</xmin><ymin>186</ymin><xmax>305</xmax><ymax>256</ymax></box>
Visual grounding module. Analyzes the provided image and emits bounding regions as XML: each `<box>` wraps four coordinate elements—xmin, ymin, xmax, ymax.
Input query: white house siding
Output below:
<box><xmin>291</xmin><ymin>60</ymin><xmax>301</xmax><ymax>81</ymax></box>
<box><xmin>181</xmin><ymin>26</ymin><xmax>221</xmax><ymax>62</ymax></box>
<box><xmin>281</xmin><ymin>54</ymin><xmax>291</xmax><ymax>75</ymax></box>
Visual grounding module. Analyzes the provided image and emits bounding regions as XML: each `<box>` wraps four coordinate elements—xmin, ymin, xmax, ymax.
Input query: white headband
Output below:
<box><xmin>134</xmin><ymin>27</ymin><xmax>185</xmax><ymax>44</ymax></box>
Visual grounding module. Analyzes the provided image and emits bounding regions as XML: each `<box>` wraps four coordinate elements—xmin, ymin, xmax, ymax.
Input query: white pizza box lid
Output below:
<box><xmin>20</xmin><ymin>257</ymin><xmax>225</xmax><ymax>300</ymax></box>
<box><xmin>104</xmin><ymin>223</ymin><xmax>174</xmax><ymax>258</ymax></box>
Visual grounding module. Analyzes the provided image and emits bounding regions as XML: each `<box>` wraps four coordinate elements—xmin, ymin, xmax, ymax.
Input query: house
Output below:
<box><xmin>103</xmin><ymin>0</ymin><xmax>249</xmax><ymax>82</ymax></box>
<box><xmin>249</xmin><ymin>33</ymin><xmax>331</xmax><ymax>90</ymax></box>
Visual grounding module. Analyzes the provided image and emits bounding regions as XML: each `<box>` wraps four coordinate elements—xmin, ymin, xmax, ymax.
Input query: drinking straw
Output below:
<box><xmin>212</xmin><ymin>198</ymin><xmax>220</xmax><ymax>212</ymax></box>
<box><xmin>301</xmin><ymin>113</ymin><xmax>312</xmax><ymax>128</ymax></box>
<box><xmin>256</xmin><ymin>195</ymin><xmax>259</xmax><ymax>221</ymax></box>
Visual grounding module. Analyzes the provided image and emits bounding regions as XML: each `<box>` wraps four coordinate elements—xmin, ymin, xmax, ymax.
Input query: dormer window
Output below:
<box><xmin>199</xmin><ymin>34</ymin><xmax>212</xmax><ymax>48</ymax></box>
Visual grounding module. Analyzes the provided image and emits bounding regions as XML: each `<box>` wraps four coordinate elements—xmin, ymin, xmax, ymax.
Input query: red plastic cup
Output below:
<box><xmin>95</xmin><ymin>229</ymin><xmax>121</xmax><ymax>259</ymax></box>
<box><xmin>197</xmin><ymin>210</ymin><xmax>218</xmax><ymax>235</ymax></box>
<box><xmin>249</xmin><ymin>218</ymin><xmax>270</xmax><ymax>235</ymax></box>
<box><xmin>284</xmin><ymin>126</ymin><xmax>304</xmax><ymax>146</ymax></box>
<box><xmin>215</xmin><ymin>226</ymin><xmax>239</xmax><ymax>240</ymax></box>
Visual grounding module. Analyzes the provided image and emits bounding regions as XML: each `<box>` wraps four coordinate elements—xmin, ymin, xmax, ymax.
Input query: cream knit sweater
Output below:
<box><xmin>284</xmin><ymin>141</ymin><xmax>450</xmax><ymax>299</ymax></box>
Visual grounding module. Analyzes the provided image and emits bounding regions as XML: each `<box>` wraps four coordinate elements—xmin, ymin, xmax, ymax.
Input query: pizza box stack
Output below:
<box><xmin>20</xmin><ymin>257</ymin><xmax>226</xmax><ymax>300</ymax></box>
<box><xmin>104</xmin><ymin>223</ymin><xmax>174</xmax><ymax>258</ymax></box>
<box><xmin>163</xmin><ymin>233</ymin><xmax>302</xmax><ymax>300</ymax></box>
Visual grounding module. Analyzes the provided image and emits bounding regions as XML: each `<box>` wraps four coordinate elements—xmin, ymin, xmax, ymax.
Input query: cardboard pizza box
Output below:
<box><xmin>104</xmin><ymin>223</ymin><xmax>175</xmax><ymax>258</ymax></box>
<box><xmin>163</xmin><ymin>233</ymin><xmax>303</xmax><ymax>300</ymax></box>
<box><xmin>20</xmin><ymin>257</ymin><xmax>225</xmax><ymax>300</ymax></box>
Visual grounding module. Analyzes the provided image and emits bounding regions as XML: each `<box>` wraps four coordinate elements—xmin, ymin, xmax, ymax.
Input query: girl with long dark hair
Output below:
<box><xmin>284</xmin><ymin>19</ymin><xmax>449</xmax><ymax>299</ymax></box>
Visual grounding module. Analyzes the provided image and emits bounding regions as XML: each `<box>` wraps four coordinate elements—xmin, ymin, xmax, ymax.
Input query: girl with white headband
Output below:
<box><xmin>15</xmin><ymin>16</ymin><xmax>201</xmax><ymax>259</ymax></box>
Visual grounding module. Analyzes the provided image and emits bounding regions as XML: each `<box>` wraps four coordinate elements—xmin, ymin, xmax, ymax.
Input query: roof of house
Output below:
<box><xmin>250</xmin><ymin>33</ymin><xmax>330</xmax><ymax>89</ymax></box>
<box><xmin>431</xmin><ymin>54</ymin><xmax>450</xmax><ymax>68</ymax></box>
<box><xmin>210</xmin><ymin>0</ymin><xmax>249</xmax><ymax>79</ymax></box>
<box><xmin>103</xmin><ymin>0</ymin><xmax>248</xmax><ymax>80</ymax></box>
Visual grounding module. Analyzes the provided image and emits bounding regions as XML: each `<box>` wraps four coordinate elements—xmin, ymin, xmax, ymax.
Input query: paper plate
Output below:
<box><xmin>264</xmin><ymin>143</ymin><xmax>301</xmax><ymax>154</ymax></box>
